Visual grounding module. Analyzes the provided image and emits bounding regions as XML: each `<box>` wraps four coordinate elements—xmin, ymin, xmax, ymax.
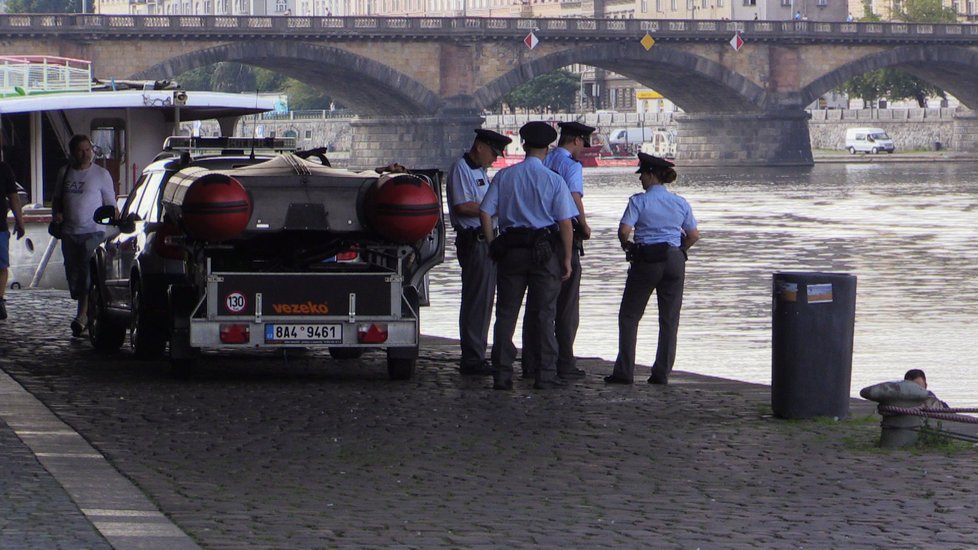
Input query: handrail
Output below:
<box><xmin>0</xmin><ymin>15</ymin><xmax>976</xmax><ymax>44</ymax></box>
<box><xmin>0</xmin><ymin>54</ymin><xmax>92</xmax><ymax>96</ymax></box>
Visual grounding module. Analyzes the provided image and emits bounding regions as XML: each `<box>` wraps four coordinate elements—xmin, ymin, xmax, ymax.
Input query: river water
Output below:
<box><xmin>424</xmin><ymin>162</ymin><xmax>978</xmax><ymax>407</ymax></box>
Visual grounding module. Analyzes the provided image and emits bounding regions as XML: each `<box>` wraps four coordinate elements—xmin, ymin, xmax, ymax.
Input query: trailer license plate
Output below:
<box><xmin>265</xmin><ymin>324</ymin><xmax>342</xmax><ymax>344</ymax></box>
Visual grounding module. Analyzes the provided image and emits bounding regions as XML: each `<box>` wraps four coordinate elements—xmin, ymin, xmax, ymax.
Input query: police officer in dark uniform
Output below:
<box><xmin>605</xmin><ymin>153</ymin><xmax>700</xmax><ymax>385</ymax></box>
<box><xmin>479</xmin><ymin>121</ymin><xmax>578</xmax><ymax>390</ymax></box>
<box><xmin>446</xmin><ymin>129</ymin><xmax>512</xmax><ymax>376</ymax></box>
<box><xmin>542</xmin><ymin>121</ymin><xmax>595</xmax><ymax>380</ymax></box>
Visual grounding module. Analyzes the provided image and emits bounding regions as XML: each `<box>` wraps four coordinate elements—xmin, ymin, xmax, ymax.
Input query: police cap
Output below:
<box><xmin>519</xmin><ymin>121</ymin><xmax>558</xmax><ymax>149</ymax></box>
<box><xmin>557</xmin><ymin>121</ymin><xmax>596</xmax><ymax>147</ymax></box>
<box><xmin>474</xmin><ymin>129</ymin><xmax>513</xmax><ymax>157</ymax></box>
<box><xmin>636</xmin><ymin>152</ymin><xmax>675</xmax><ymax>173</ymax></box>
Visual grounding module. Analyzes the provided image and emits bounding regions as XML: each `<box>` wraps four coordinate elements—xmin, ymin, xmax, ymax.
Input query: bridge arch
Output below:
<box><xmin>802</xmin><ymin>46</ymin><xmax>978</xmax><ymax>109</ymax></box>
<box><xmin>474</xmin><ymin>43</ymin><xmax>768</xmax><ymax>114</ymax></box>
<box><xmin>130</xmin><ymin>41</ymin><xmax>443</xmax><ymax>115</ymax></box>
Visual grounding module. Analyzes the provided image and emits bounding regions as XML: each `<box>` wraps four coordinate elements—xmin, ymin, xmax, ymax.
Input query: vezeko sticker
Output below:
<box><xmin>225</xmin><ymin>292</ymin><xmax>247</xmax><ymax>313</ymax></box>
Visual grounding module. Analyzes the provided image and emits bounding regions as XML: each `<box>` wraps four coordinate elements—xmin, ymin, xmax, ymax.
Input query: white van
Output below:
<box><xmin>639</xmin><ymin>129</ymin><xmax>677</xmax><ymax>159</ymax></box>
<box><xmin>845</xmin><ymin>127</ymin><xmax>895</xmax><ymax>154</ymax></box>
<box><xmin>609</xmin><ymin>127</ymin><xmax>654</xmax><ymax>146</ymax></box>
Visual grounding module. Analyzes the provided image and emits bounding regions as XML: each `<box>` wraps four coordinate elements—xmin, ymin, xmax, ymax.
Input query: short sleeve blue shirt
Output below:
<box><xmin>446</xmin><ymin>153</ymin><xmax>490</xmax><ymax>230</ymax></box>
<box><xmin>620</xmin><ymin>185</ymin><xmax>697</xmax><ymax>248</ymax></box>
<box><xmin>544</xmin><ymin>147</ymin><xmax>584</xmax><ymax>196</ymax></box>
<box><xmin>481</xmin><ymin>157</ymin><xmax>578</xmax><ymax>231</ymax></box>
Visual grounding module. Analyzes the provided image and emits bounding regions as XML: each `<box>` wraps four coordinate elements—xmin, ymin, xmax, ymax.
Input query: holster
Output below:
<box><xmin>493</xmin><ymin>227</ymin><xmax>556</xmax><ymax>265</ymax></box>
<box><xmin>626</xmin><ymin>243</ymin><xmax>673</xmax><ymax>263</ymax></box>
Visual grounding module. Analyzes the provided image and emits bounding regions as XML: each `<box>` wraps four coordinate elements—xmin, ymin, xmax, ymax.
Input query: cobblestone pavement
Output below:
<box><xmin>1</xmin><ymin>289</ymin><xmax>977</xmax><ymax>549</ymax></box>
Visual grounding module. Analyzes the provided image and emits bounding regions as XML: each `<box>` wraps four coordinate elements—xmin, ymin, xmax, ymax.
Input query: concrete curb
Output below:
<box><xmin>0</xmin><ymin>369</ymin><xmax>200</xmax><ymax>550</ymax></box>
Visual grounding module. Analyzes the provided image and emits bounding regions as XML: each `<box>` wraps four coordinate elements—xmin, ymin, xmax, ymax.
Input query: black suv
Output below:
<box><xmin>87</xmin><ymin>145</ymin><xmax>281</xmax><ymax>357</ymax></box>
<box><xmin>87</xmin><ymin>137</ymin><xmax>445</xmax><ymax>381</ymax></box>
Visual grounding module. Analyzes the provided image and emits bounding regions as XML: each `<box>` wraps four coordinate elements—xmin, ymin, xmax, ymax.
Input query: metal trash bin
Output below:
<box><xmin>772</xmin><ymin>272</ymin><xmax>857</xmax><ymax>419</ymax></box>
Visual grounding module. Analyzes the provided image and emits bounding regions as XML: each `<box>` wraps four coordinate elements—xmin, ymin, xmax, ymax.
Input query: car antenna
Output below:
<box><xmin>250</xmin><ymin>88</ymin><xmax>259</xmax><ymax>160</ymax></box>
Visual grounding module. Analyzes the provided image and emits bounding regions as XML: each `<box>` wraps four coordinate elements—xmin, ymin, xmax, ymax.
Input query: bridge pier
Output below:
<box><xmin>674</xmin><ymin>110</ymin><xmax>814</xmax><ymax>167</ymax></box>
<box><xmin>349</xmin><ymin>112</ymin><xmax>484</xmax><ymax>173</ymax></box>
<box><xmin>952</xmin><ymin>109</ymin><xmax>978</xmax><ymax>153</ymax></box>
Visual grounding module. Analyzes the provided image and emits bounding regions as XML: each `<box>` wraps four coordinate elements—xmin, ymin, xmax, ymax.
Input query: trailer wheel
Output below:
<box><xmin>130</xmin><ymin>280</ymin><xmax>166</xmax><ymax>359</ymax></box>
<box><xmin>168</xmin><ymin>284</ymin><xmax>199</xmax><ymax>379</ymax></box>
<box><xmin>329</xmin><ymin>347</ymin><xmax>364</xmax><ymax>360</ymax></box>
<box><xmin>387</xmin><ymin>357</ymin><xmax>415</xmax><ymax>380</ymax></box>
<box><xmin>170</xmin><ymin>357</ymin><xmax>195</xmax><ymax>380</ymax></box>
<box><xmin>87</xmin><ymin>280</ymin><xmax>125</xmax><ymax>351</ymax></box>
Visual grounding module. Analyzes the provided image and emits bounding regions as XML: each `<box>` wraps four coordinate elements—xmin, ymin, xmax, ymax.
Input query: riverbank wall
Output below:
<box><xmin>196</xmin><ymin>108</ymin><xmax>961</xmax><ymax>159</ymax></box>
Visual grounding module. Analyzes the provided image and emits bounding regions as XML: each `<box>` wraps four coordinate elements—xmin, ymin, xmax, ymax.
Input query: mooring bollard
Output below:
<box><xmin>859</xmin><ymin>380</ymin><xmax>930</xmax><ymax>448</ymax></box>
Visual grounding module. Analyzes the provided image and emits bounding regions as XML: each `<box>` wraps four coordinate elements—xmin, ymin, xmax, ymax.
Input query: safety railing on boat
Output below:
<box><xmin>0</xmin><ymin>55</ymin><xmax>92</xmax><ymax>98</ymax></box>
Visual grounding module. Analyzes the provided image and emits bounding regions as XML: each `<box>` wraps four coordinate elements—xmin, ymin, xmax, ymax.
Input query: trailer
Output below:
<box><xmin>90</xmin><ymin>138</ymin><xmax>445</xmax><ymax>379</ymax></box>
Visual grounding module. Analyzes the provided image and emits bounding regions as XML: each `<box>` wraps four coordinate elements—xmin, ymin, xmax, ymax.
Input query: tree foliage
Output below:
<box><xmin>838</xmin><ymin>0</ymin><xmax>951</xmax><ymax>108</ymax></box>
<box><xmin>5</xmin><ymin>0</ymin><xmax>78</xmax><ymax>12</ymax></box>
<box><xmin>174</xmin><ymin>63</ymin><xmax>336</xmax><ymax>110</ymax></box>
<box><xmin>894</xmin><ymin>0</ymin><xmax>958</xmax><ymax>23</ymax></box>
<box><xmin>501</xmin><ymin>70</ymin><xmax>580</xmax><ymax>114</ymax></box>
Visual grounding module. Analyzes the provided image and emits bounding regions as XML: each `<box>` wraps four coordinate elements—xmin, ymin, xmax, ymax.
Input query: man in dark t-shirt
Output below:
<box><xmin>1</xmin><ymin>157</ymin><xmax>26</xmax><ymax>321</ymax></box>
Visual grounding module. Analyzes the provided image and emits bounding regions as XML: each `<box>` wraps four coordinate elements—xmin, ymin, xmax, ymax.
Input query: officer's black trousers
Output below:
<box><xmin>491</xmin><ymin>247</ymin><xmax>561</xmax><ymax>383</ymax></box>
<box><xmin>456</xmin><ymin>237</ymin><xmax>496</xmax><ymax>369</ymax></box>
<box><xmin>611</xmin><ymin>247</ymin><xmax>686</xmax><ymax>381</ymax></box>
<box><xmin>521</xmin><ymin>244</ymin><xmax>581</xmax><ymax>377</ymax></box>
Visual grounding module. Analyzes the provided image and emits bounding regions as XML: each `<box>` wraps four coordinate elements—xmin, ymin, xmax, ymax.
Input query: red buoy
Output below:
<box><xmin>180</xmin><ymin>174</ymin><xmax>252</xmax><ymax>242</ymax></box>
<box><xmin>365</xmin><ymin>174</ymin><xmax>440</xmax><ymax>243</ymax></box>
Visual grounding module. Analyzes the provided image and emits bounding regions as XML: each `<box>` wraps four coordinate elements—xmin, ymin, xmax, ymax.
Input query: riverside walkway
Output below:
<box><xmin>1</xmin><ymin>289</ymin><xmax>976</xmax><ymax>549</ymax></box>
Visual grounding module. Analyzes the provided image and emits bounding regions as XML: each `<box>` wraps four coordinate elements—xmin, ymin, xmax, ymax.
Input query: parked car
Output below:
<box><xmin>845</xmin><ymin>127</ymin><xmax>895</xmax><ymax>154</ymax></box>
<box><xmin>86</xmin><ymin>138</ymin><xmax>289</xmax><ymax>358</ymax></box>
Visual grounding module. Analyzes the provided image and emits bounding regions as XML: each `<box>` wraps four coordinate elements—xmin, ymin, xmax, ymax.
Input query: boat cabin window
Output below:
<box><xmin>91</xmin><ymin>119</ymin><xmax>125</xmax><ymax>197</ymax></box>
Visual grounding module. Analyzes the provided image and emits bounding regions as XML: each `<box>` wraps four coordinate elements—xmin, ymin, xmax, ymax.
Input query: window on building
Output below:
<box><xmin>276</xmin><ymin>0</ymin><xmax>287</xmax><ymax>11</ymax></box>
<box><xmin>641</xmin><ymin>0</ymin><xmax>647</xmax><ymax>11</ymax></box>
<box><xmin>716</xmin><ymin>0</ymin><xmax>722</xmax><ymax>6</ymax></box>
<box><xmin>671</xmin><ymin>0</ymin><xmax>677</xmax><ymax>10</ymax></box>
<box><xmin>816</xmin><ymin>0</ymin><xmax>827</xmax><ymax>5</ymax></box>
<box><xmin>781</xmin><ymin>0</ymin><xmax>790</xmax><ymax>5</ymax></box>
<box><xmin>743</xmin><ymin>0</ymin><xmax>756</xmax><ymax>6</ymax></box>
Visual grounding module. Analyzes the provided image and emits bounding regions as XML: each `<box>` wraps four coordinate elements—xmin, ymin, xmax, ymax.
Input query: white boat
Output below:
<box><xmin>1</xmin><ymin>55</ymin><xmax>276</xmax><ymax>290</ymax></box>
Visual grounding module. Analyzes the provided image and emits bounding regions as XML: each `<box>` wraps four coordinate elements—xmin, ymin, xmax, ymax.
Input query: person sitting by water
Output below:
<box><xmin>904</xmin><ymin>369</ymin><xmax>949</xmax><ymax>409</ymax></box>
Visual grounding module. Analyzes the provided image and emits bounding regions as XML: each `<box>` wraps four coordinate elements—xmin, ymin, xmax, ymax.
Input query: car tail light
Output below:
<box><xmin>152</xmin><ymin>222</ymin><xmax>185</xmax><ymax>260</ymax></box>
<box><xmin>325</xmin><ymin>244</ymin><xmax>359</xmax><ymax>263</ymax></box>
<box><xmin>335</xmin><ymin>249</ymin><xmax>358</xmax><ymax>261</ymax></box>
<box><xmin>357</xmin><ymin>323</ymin><xmax>388</xmax><ymax>344</ymax></box>
<box><xmin>220</xmin><ymin>324</ymin><xmax>250</xmax><ymax>344</ymax></box>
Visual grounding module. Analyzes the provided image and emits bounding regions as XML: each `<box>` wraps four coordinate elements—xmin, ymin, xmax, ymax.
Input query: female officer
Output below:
<box><xmin>604</xmin><ymin>153</ymin><xmax>700</xmax><ymax>385</ymax></box>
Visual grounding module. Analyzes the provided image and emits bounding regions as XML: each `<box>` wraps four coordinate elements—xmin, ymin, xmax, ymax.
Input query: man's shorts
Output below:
<box><xmin>0</xmin><ymin>230</ymin><xmax>9</xmax><ymax>270</ymax></box>
<box><xmin>61</xmin><ymin>232</ymin><xmax>104</xmax><ymax>300</ymax></box>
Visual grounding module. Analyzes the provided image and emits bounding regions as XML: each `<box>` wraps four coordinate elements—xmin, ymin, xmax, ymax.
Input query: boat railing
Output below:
<box><xmin>0</xmin><ymin>55</ymin><xmax>92</xmax><ymax>98</ymax></box>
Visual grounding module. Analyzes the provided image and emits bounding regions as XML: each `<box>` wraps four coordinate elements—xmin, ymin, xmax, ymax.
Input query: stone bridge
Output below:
<box><xmin>3</xmin><ymin>14</ymin><xmax>978</xmax><ymax>167</ymax></box>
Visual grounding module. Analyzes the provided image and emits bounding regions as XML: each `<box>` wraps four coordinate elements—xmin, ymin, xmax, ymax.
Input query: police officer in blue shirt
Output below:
<box><xmin>447</xmin><ymin>129</ymin><xmax>513</xmax><ymax>376</ymax></box>
<box><xmin>536</xmin><ymin>120</ymin><xmax>595</xmax><ymax>381</ymax></box>
<box><xmin>605</xmin><ymin>153</ymin><xmax>700</xmax><ymax>385</ymax></box>
<box><xmin>480</xmin><ymin>121</ymin><xmax>578</xmax><ymax>390</ymax></box>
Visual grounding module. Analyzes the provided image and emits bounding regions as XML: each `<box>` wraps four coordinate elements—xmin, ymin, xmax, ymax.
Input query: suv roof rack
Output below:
<box><xmin>163</xmin><ymin>136</ymin><xmax>297</xmax><ymax>154</ymax></box>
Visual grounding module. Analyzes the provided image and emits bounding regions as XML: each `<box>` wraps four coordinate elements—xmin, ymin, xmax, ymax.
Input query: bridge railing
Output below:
<box><xmin>1</xmin><ymin>14</ymin><xmax>977</xmax><ymax>42</ymax></box>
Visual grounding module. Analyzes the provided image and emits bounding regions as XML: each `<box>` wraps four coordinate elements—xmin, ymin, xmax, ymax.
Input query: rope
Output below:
<box><xmin>878</xmin><ymin>405</ymin><xmax>978</xmax><ymax>424</ymax></box>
